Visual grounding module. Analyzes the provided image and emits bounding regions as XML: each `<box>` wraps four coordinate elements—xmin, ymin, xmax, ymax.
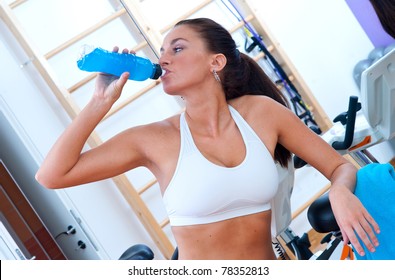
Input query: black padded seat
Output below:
<box><xmin>119</xmin><ymin>244</ymin><xmax>154</xmax><ymax>260</ymax></box>
<box><xmin>307</xmin><ymin>192</ymin><xmax>340</xmax><ymax>233</ymax></box>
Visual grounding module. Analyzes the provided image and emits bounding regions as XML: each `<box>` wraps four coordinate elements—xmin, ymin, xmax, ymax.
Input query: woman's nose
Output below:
<box><xmin>159</xmin><ymin>52</ymin><xmax>169</xmax><ymax>66</ymax></box>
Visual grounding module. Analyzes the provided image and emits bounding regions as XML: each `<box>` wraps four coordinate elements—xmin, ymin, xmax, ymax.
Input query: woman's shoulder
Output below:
<box><xmin>120</xmin><ymin>114</ymin><xmax>181</xmax><ymax>162</ymax></box>
<box><xmin>228</xmin><ymin>95</ymin><xmax>295</xmax><ymax>135</ymax></box>
<box><xmin>228</xmin><ymin>95</ymin><xmax>283</xmax><ymax>117</ymax></box>
<box><xmin>120</xmin><ymin>114</ymin><xmax>181</xmax><ymax>145</ymax></box>
<box><xmin>229</xmin><ymin>94</ymin><xmax>278</xmax><ymax>105</ymax></box>
<box><xmin>137</xmin><ymin>113</ymin><xmax>181</xmax><ymax>136</ymax></box>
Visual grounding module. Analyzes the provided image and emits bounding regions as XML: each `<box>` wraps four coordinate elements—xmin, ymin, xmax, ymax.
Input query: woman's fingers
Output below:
<box><xmin>114</xmin><ymin>72</ymin><xmax>130</xmax><ymax>91</ymax></box>
<box><xmin>341</xmin><ymin>214</ymin><xmax>380</xmax><ymax>257</ymax></box>
<box><xmin>111</xmin><ymin>46</ymin><xmax>136</xmax><ymax>55</ymax></box>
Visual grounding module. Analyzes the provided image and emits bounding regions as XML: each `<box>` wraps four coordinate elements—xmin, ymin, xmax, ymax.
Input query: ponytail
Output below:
<box><xmin>369</xmin><ymin>0</ymin><xmax>395</xmax><ymax>38</ymax></box>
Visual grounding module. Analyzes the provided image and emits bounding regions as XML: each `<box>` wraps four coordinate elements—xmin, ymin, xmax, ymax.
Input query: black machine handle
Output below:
<box><xmin>331</xmin><ymin>96</ymin><xmax>361</xmax><ymax>150</ymax></box>
<box><xmin>293</xmin><ymin>95</ymin><xmax>361</xmax><ymax>169</ymax></box>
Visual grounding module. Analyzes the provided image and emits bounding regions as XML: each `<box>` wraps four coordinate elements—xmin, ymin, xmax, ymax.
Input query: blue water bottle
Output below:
<box><xmin>77</xmin><ymin>45</ymin><xmax>162</xmax><ymax>81</ymax></box>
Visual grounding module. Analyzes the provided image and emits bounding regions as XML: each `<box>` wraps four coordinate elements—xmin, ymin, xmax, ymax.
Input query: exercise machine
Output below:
<box><xmin>286</xmin><ymin>47</ymin><xmax>395</xmax><ymax>260</ymax></box>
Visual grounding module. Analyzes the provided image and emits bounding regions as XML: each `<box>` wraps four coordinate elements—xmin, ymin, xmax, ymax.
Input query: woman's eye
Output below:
<box><xmin>174</xmin><ymin>47</ymin><xmax>183</xmax><ymax>53</ymax></box>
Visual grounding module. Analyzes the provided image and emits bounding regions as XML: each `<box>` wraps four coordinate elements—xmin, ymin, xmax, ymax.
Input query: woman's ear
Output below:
<box><xmin>210</xmin><ymin>53</ymin><xmax>227</xmax><ymax>72</ymax></box>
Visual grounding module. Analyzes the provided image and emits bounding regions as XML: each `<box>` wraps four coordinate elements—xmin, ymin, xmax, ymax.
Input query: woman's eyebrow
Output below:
<box><xmin>160</xmin><ymin>38</ymin><xmax>188</xmax><ymax>52</ymax></box>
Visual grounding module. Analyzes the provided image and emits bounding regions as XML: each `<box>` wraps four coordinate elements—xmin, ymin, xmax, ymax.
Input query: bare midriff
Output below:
<box><xmin>171</xmin><ymin>210</ymin><xmax>276</xmax><ymax>260</ymax></box>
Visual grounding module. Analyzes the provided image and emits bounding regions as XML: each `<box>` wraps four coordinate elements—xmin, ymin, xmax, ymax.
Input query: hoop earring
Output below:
<box><xmin>213</xmin><ymin>69</ymin><xmax>221</xmax><ymax>83</ymax></box>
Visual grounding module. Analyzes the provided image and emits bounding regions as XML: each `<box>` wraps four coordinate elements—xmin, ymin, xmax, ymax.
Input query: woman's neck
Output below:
<box><xmin>183</xmin><ymin>95</ymin><xmax>232</xmax><ymax>138</ymax></box>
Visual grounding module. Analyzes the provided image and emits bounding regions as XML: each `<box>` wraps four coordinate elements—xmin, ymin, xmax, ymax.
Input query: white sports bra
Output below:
<box><xmin>163</xmin><ymin>105</ymin><xmax>278</xmax><ymax>226</ymax></box>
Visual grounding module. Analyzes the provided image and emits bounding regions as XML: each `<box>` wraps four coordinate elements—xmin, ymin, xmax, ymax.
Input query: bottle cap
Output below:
<box><xmin>151</xmin><ymin>64</ymin><xmax>162</xmax><ymax>80</ymax></box>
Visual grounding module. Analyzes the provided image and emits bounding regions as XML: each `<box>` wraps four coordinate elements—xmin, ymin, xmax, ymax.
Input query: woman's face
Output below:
<box><xmin>159</xmin><ymin>25</ymin><xmax>214</xmax><ymax>95</ymax></box>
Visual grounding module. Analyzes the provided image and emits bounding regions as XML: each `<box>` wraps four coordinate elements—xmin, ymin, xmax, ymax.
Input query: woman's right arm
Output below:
<box><xmin>35</xmin><ymin>71</ymin><xmax>141</xmax><ymax>189</ymax></box>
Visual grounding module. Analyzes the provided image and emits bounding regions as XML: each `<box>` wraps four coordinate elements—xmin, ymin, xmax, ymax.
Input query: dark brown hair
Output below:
<box><xmin>370</xmin><ymin>0</ymin><xmax>395</xmax><ymax>38</ymax></box>
<box><xmin>175</xmin><ymin>18</ymin><xmax>292</xmax><ymax>167</ymax></box>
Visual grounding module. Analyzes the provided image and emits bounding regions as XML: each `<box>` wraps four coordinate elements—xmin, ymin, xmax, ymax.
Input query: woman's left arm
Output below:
<box><xmin>270</xmin><ymin>99</ymin><xmax>380</xmax><ymax>257</ymax></box>
<box><xmin>326</xmin><ymin>161</ymin><xmax>379</xmax><ymax>256</ymax></box>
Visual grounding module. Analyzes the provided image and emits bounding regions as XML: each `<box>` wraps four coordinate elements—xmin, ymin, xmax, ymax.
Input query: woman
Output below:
<box><xmin>36</xmin><ymin>18</ymin><xmax>379</xmax><ymax>260</ymax></box>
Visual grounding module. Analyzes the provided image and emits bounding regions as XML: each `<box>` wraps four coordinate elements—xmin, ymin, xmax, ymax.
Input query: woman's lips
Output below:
<box><xmin>161</xmin><ymin>68</ymin><xmax>170</xmax><ymax>80</ymax></box>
